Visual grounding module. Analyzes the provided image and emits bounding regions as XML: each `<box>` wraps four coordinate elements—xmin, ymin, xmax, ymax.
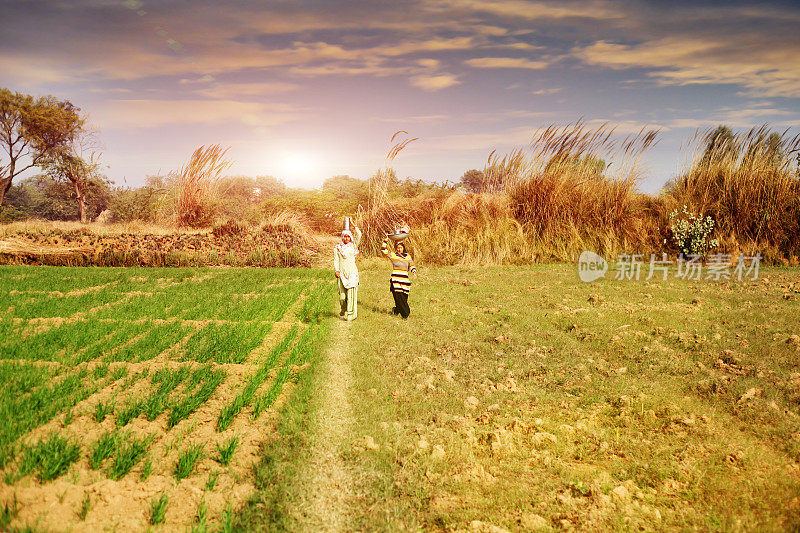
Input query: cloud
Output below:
<box><xmin>530</xmin><ymin>88</ymin><xmax>561</xmax><ymax>95</ymax></box>
<box><xmin>575</xmin><ymin>35</ymin><xmax>800</xmax><ymax>98</ymax></box>
<box><xmin>425</xmin><ymin>0</ymin><xmax>621</xmax><ymax>21</ymax></box>
<box><xmin>193</xmin><ymin>82</ymin><xmax>299</xmax><ymax>99</ymax></box>
<box><xmin>89</xmin><ymin>99</ymin><xmax>304</xmax><ymax>129</ymax></box>
<box><xmin>410</xmin><ymin>74</ymin><xmax>461</xmax><ymax>91</ymax></box>
<box><xmin>501</xmin><ymin>110</ymin><xmax>557</xmax><ymax>119</ymax></box>
<box><xmin>722</xmin><ymin>108</ymin><xmax>794</xmax><ymax>121</ymax></box>
<box><xmin>464</xmin><ymin>57</ymin><xmax>550</xmax><ymax>69</ymax></box>
<box><xmin>0</xmin><ymin>55</ymin><xmax>75</xmax><ymax>87</ymax></box>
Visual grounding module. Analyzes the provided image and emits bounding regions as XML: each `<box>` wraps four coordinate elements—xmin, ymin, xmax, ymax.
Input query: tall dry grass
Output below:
<box><xmin>666</xmin><ymin>125</ymin><xmax>800</xmax><ymax>260</ymax></box>
<box><xmin>357</xmin><ymin>131</ymin><xmax>420</xmax><ymax>255</ymax></box>
<box><xmin>507</xmin><ymin>121</ymin><xmax>660</xmax><ymax>261</ymax></box>
<box><xmin>259</xmin><ymin>208</ymin><xmax>316</xmax><ymax>245</ymax></box>
<box><xmin>169</xmin><ymin>145</ymin><xmax>232</xmax><ymax>228</ymax></box>
<box><xmin>414</xmin><ymin>192</ymin><xmax>531</xmax><ymax>265</ymax></box>
<box><xmin>357</xmin><ymin>123</ymin><xmax>664</xmax><ymax>264</ymax></box>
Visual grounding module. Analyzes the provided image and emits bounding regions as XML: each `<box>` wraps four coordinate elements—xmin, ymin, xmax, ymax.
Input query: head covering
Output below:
<box><xmin>394</xmin><ymin>240</ymin><xmax>407</xmax><ymax>255</ymax></box>
<box><xmin>341</xmin><ymin>229</ymin><xmax>353</xmax><ymax>241</ymax></box>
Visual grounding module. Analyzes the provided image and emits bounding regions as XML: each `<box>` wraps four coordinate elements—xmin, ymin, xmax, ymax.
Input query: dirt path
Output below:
<box><xmin>292</xmin><ymin>318</ymin><xmax>355</xmax><ymax>531</ymax></box>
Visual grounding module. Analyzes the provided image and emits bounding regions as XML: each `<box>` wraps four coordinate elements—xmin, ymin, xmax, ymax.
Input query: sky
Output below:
<box><xmin>2</xmin><ymin>0</ymin><xmax>800</xmax><ymax>193</ymax></box>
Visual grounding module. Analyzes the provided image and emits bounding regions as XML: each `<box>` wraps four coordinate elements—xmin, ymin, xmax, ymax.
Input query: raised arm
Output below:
<box><xmin>380</xmin><ymin>238</ymin><xmax>392</xmax><ymax>259</ymax></box>
<box><xmin>352</xmin><ymin>226</ymin><xmax>362</xmax><ymax>247</ymax></box>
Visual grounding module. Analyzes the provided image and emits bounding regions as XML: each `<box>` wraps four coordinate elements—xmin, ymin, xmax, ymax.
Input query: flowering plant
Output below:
<box><xmin>666</xmin><ymin>205</ymin><xmax>718</xmax><ymax>256</ymax></box>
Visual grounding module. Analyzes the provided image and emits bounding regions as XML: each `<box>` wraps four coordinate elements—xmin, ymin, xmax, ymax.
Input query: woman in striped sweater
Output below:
<box><xmin>381</xmin><ymin>237</ymin><xmax>417</xmax><ymax>318</ymax></box>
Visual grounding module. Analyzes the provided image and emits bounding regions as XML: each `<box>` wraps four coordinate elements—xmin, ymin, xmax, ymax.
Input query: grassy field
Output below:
<box><xmin>1</xmin><ymin>262</ymin><xmax>799</xmax><ymax>531</ymax></box>
<box><xmin>0</xmin><ymin>265</ymin><xmax>332</xmax><ymax>531</ymax></box>
<box><xmin>294</xmin><ymin>261</ymin><xmax>799</xmax><ymax>531</ymax></box>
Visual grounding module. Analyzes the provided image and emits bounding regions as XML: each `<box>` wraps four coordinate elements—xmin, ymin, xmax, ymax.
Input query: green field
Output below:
<box><xmin>2</xmin><ymin>263</ymin><xmax>799</xmax><ymax>532</ymax></box>
<box><xmin>0</xmin><ymin>266</ymin><xmax>332</xmax><ymax>531</ymax></box>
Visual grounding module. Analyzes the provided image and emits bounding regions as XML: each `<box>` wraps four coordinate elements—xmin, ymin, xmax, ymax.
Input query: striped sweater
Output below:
<box><xmin>381</xmin><ymin>239</ymin><xmax>417</xmax><ymax>294</ymax></box>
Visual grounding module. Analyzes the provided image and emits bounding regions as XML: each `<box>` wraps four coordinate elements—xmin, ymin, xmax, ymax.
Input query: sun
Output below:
<box><xmin>281</xmin><ymin>152</ymin><xmax>315</xmax><ymax>176</ymax></box>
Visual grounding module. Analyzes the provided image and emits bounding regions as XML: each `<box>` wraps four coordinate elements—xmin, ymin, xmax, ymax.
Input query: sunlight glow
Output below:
<box><xmin>281</xmin><ymin>152</ymin><xmax>316</xmax><ymax>177</ymax></box>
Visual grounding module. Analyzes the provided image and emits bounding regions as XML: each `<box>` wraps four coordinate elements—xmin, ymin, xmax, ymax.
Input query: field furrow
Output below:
<box><xmin>0</xmin><ymin>265</ymin><xmax>334</xmax><ymax>531</ymax></box>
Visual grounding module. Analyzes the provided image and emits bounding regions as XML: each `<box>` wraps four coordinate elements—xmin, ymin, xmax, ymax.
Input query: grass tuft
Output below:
<box><xmin>88</xmin><ymin>431</ymin><xmax>117</xmax><ymax>470</ymax></box>
<box><xmin>1</xmin><ymin>495</ymin><xmax>19</xmax><ymax>529</ymax></box>
<box><xmin>108</xmin><ymin>434</ymin><xmax>150</xmax><ymax>480</ymax></box>
<box><xmin>174</xmin><ymin>443</ymin><xmax>205</xmax><ymax>481</ymax></box>
<box><xmin>205</xmin><ymin>469</ymin><xmax>220</xmax><ymax>491</ymax></box>
<box><xmin>214</xmin><ymin>436</ymin><xmax>238</xmax><ymax>466</ymax></box>
<box><xmin>148</xmin><ymin>493</ymin><xmax>169</xmax><ymax>526</ymax></box>
<box><xmin>18</xmin><ymin>434</ymin><xmax>81</xmax><ymax>481</ymax></box>
<box><xmin>93</xmin><ymin>400</ymin><xmax>115</xmax><ymax>423</ymax></box>
<box><xmin>77</xmin><ymin>493</ymin><xmax>91</xmax><ymax>521</ymax></box>
<box><xmin>140</xmin><ymin>455</ymin><xmax>153</xmax><ymax>480</ymax></box>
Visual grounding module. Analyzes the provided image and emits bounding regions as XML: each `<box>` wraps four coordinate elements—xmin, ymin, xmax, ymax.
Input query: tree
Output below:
<box><xmin>460</xmin><ymin>169</ymin><xmax>486</xmax><ymax>192</ymax></box>
<box><xmin>39</xmin><ymin>133</ymin><xmax>105</xmax><ymax>223</ymax></box>
<box><xmin>108</xmin><ymin>184</ymin><xmax>164</xmax><ymax>222</ymax></box>
<box><xmin>4</xmin><ymin>173</ymin><xmax>110</xmax><ymax>221</ymax></box>
<box><xmin>322</xmin><ymin>175</ymin><xmax>367</xmax><ymax>200</ymax></box>
<box><xmin>0</xmin><ymin>88</ymin><xmax>83</xmax><ymax>206</ymax></box>
<box><xmin>254</xmin><ymin>175</ymin><xmax>286</xmax><ymax>198</ymax></box>
<box><xmin>701</xmin><ymin>125</ymin><xmax>736</xmax><ymax>164</ymax></box>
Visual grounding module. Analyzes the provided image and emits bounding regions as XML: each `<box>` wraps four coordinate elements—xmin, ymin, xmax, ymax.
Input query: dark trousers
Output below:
<box><xmin>391</xmin><ymin>290</ymin><xmax>410</xmax><ymax>318</ymax></box>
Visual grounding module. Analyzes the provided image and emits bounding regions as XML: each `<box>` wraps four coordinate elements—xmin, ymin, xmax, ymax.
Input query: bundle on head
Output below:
<box><xmin>507</xmin><ymin>121</ymin><xmax>659</xmax><ymax>261</ymax></box>
<box><xmin>666</xmin><ymin>125</ymin><xmax>800</xmax><ymax>261</ymax></box>
<box><xmin>171</xmin><ymin>144</ymin><xmax>231</xmax><ymax>228</ymax></box>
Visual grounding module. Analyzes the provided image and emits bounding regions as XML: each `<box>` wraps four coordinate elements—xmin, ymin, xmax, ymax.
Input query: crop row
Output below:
<box><xmin>299</xmin><ymin>281</ymin><xmax>335</xmax><ymax>323</ymax></box>
<box><xmin>0</xmin><ymin>265</ymin><xmax>329</xmax><ymax>295</ymax></box>
<box><xmin>0</xmin><ymin>319</ymin><xmax>193</xmax><ymax>365</ymax></box>
<box><xmin>216</xmin><ymin>325</ymin><xmax>300</xmax><ymax>431</ymax></box>
<box><xmin>11</xmin><ymin>428</ymin><xmax>236</xmax><ymax>485</ymax></box>
<box><xmin>184</xmin><ymin>321</ymin><xmax>273</xmax><ymax>364</ymax></box>
<box><xmin>2</xmin><ymin>363</ymin><xmax>228</xmax><ymax>484</ymax></box>
<box><xmin>215</xmin><ymin>281</ymin><xmax>332</xmax><ymax>428</ymax></box>
<box><xmin>2</xmin><ymin>314</ymin><xmax>305</xmax><ymax>366</ymax></box>
<box><xmin>1</xmin><ymin>282</ymin><xmax>328</xmax><ymax>367</ymax></box>
<box><xmin>251</xmin><ymin>317</ymin><xmax>329</xmax><ymax>419</ymax></box>
<box><xmin>112</xmin><ymin>365</ymin><xmax>227</xmax><ymax>429</ymax></box>
<box><xmin>3</xmin><ymin>280</ymin><xmax>309</xmax><ymax>322</ymax></box>
<box><xmin>0</xmin><ymin>361</ymin><xmax>127</xmax><ymax>470</ymax></box>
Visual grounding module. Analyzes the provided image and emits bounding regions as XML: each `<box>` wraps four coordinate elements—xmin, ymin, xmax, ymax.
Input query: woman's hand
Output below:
<box><xmin>335</xmin><ymin>270</ymin><xmax>340</xmax><ymax>278</ymax></box>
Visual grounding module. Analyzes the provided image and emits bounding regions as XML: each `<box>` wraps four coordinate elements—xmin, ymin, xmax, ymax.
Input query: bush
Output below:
<box><xmin>261</xmin><ymin>191</ymin><xmax>352</xmax><ymax>234</ymax></box>
<box><xmin>667</xmin><ymin>205</ymin><xmax>718</xmax><ymax>256</ymax></box>
<box><xmin>108</xmin><ymin>186</ymin><xmax>165</xmax><ymax>223</ymax></box>
<box><xmin>505</xmin><ymin>122</ymin><xmax>658</xmax><ymax>261</ymax></box>
<box><xmin>414</xmin><ymin>192</ymin><xmax>531</xmax><ymax>265</ymax></box>
<box><xmin>0</xmin><ymin>205</ymin><xmax>28</xmax><ymax>223</ymax></box>
<box><xmin>212</xmin><ymin>219</ymin><xmax>247</xmax><ymax>238</ymax></box>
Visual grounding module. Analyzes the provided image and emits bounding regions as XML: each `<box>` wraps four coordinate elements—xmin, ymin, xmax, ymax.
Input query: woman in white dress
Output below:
<box><xmin>334</xmin><ymin>225</ymin><xmax>361</xmax><ymax>321</ymax></box>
